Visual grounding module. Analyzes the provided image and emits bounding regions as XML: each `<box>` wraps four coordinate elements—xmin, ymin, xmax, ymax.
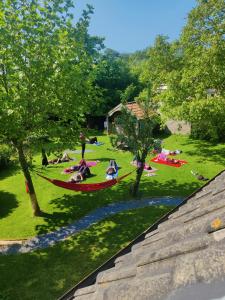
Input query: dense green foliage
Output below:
<box><xmin>0</xmin><ymin>144</ymin><xmax>12</xmax><ymax>168</ymax></box>
<box><xmin>93</xmin><ymin>49</ymin><xmax>141</xmax><ymax>115</ymax></box>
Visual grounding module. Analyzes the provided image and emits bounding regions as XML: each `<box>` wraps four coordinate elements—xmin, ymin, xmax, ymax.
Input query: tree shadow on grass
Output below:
<box><xmin>180</xmin><ymin>138</ymin><xmax>225</xmax><ymax>165</ymax></box>
<box><xmin>93</xmin><ymin>157</ymin><xmax>117</xmax><ymax>162</ymax></box>
<box><xmin>0</xmin><ymin>164</ymin><xmax>21</xmax><ymax>180</ymax></box>
<box><xmin>0</xmin><ymin>191</ymin><xmax>19</xmax><ymax>219</ymax></box>
<box><xmin>0</xmin><ymin>206</ymin><xmax>172</xmax><ymax>300</ymax></box>
<box><xmin>35</xmin><ymin>178</ymin><xmax>200</xmax><ymax>235</ymax></box>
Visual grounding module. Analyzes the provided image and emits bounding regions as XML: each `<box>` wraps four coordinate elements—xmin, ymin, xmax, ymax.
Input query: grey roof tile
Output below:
<box><xmin>71</xmin><ymin>170</ymin><xmax>225</xmax><ymax>300</ymax></box>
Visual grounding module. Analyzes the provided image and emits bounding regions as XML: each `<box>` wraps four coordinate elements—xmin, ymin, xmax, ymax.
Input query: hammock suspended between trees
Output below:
<box><xmin>37</xmin><ymin>171</ymin><xmax>133</xmax><ymax>192</ymax></box>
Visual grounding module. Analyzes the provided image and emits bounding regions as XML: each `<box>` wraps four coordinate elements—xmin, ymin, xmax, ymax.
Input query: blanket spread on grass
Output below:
<box><xmin>150</xmin><ymin>157</ymin><xmax>187</xmax><ymax>168</ymax></box>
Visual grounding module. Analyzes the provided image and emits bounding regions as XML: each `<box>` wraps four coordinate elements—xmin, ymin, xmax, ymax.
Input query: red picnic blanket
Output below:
<box><xmin>150</xmin><ymin>157</ymin><xmax>187</xmax><ymax>168</ymax></box>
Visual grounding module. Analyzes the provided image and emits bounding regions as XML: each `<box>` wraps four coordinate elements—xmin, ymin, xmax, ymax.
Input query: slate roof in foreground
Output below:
<box><xmin>69</xmin><ymin>170</ymin><xmax>225</xmax><ymax>300</ymax></box>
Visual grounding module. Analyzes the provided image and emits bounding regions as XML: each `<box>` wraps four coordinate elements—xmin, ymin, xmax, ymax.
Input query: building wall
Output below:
<box><xmin>166</xmin><ymin>120</ymin><xmax>191</xmax><ymax>135</ymax></box>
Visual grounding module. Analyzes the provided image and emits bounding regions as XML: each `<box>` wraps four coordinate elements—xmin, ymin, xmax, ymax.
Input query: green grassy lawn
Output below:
<box><xmin>0</xmin><ymin>134</ymin><xmax>224</xmax><ymax>239</ymax></box>
<box><xmin>0</xmin><ymin>205</ymin><xmax>172</xmax><ymax>300</ymax></box>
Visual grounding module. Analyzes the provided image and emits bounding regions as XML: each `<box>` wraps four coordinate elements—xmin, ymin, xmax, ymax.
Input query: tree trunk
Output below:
<box><xmin>15</xmin><ymin>142</ymin><xmax>41</xmax><ymax>216</ymax></box>
<box><xmin>131</xmin><ymin>149</ymin><xmax>148</xmax><ymax>197</ymax></box>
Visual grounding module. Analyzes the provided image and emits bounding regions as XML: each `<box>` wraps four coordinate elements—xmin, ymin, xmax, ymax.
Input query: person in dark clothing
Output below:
<box><xmin>106</xmin><ymin>160</ymin><xmax>118</xmax><ymax>175</ymax></box>
<box><xmin>68</xmin><ymin>165</ymin><xmax>91</xmax><ymax>183</ymax></box>
<box><xmin>79</xmin><ymin>165</ymin><xmax>91</xmax><ymax>179</ymax></box>
<box><xmin>80</xmin><ymin>132</ymin><xmax>86</xmax><ymax>159</ymax></box>
<box><xmin>41</xmin><ymin>149</ymin><xmax>48</xmax><ymax>167</ymax></box>
<box><xmin>89</xmin><ymin>137</ymin><xmax>98</xmax><ymax>144</ymax></box>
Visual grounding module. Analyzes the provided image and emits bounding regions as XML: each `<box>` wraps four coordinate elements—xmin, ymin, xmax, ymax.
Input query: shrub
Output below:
<box><xmin>0</xmin><ymin>145</ymin><xmax>12</xmax><ymax>168</ymax></box>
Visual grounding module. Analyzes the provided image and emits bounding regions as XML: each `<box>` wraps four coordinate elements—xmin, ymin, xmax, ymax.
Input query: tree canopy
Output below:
<box><xmin>0</xmin><ymin>0</ymin><xmax>103</xmax><ymax>215</ymax></box>
<box><xmin>128</xmin><ymin>0</ymin><xmax>225</xmax><ymax>141</ymax></box>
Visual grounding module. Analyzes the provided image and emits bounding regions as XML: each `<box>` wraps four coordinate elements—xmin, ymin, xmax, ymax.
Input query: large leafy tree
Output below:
<box><xmin>180</xmin><ymin>0</ymin><xmax>225</xmax><ymax>97</ymax></box>
<box><xmin>0</xmin><ymin>0</ymin><xmax>102</xmax><ymax>215</ymax></box>
<box><xmin>160</xmin><ymin>0</ymin><xmax>225</xmax><ymax>140</ymax></box>
<box><xmin>129</xmin><ymin>35</ymin><xmax>182</xmax><ymax>98</ymax></box>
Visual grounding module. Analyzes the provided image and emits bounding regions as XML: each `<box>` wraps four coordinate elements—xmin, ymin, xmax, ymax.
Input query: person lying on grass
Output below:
<box><xmin>131</xmin><ymin>159</ymin><xmax>153</xmax><ymax>170</ymax></box>
<box><xmin>106</xmin><ymin>159</ymin><xmax>118</xmax><ymax>175</ymax></box>
<box><xmin>106</xmin><ymin>160</ymin><xmax>119</xmax><ymax>180</ymax></box>
<box><xmin>106</xmin><ymin>160</ymin><xmax>118</xmax><ymax>176</ymax></box>
<box><xmin>68</xmin><ymin>165</ymin><xmax>91</xmax><ymax>183</ymax></box>
<box><xmin>156</xmin><ymin>153</ymin><xmax>179</xmax><ymax>164</ymax></box>
<box><xmin>132</xmin><ymin>154</ymin><xmax>153</xmax><ymax>170</ymax></box>
<box><xmin>166</xmin><ymin>157</ymin><xmax>179</xmax><ymax>164</ymax></box>
<box><xmin>161</xmin><ymin>149</ymin><xmax>183</xmax><ymax>155</ymax></box>
<box><xmin>64</xmin><ymin>159</ymin><xmax>87</xmax><ymax>173</ymax></box>
<box><xmin>48</xmin><ymin>153</ymin><xmax>73</xmax><ymax>164</ymax></box>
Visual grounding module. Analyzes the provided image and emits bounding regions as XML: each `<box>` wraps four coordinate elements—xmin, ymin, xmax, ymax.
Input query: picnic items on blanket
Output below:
<box><xmin>37</xmin><ymin>171</ymin><xmax>133</xmax><ymax>192</ymax></box>
<box><xmin>150</xmin><ymin>155</ymin><xmax>187</xmax><ymax>168</ymax></box>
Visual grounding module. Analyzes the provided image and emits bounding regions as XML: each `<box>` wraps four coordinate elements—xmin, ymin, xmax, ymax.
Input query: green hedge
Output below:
<box><xmin>0</xmin><ymin>145</ymin><xmax>12</xmax><ymax>168</ymax></box>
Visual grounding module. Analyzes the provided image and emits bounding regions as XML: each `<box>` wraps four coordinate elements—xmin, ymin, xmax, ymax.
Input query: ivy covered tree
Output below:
<box><xmin>0</xmin><ymin>0</ymin><xmax>103</xmax><ymax>215</ymax></box>
<box><xmin>113</xmin><ymin>98</ymin><xmax>158</xmax><ymax>196</ymax></box>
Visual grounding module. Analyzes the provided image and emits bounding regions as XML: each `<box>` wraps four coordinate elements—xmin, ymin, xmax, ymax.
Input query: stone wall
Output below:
<box><xmin>166</xmin><ymin>120</ymin><xmax>191</xmax><ymax>135</ymax></box>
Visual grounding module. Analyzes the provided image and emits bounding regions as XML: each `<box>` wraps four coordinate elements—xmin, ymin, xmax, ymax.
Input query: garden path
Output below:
<box><xmin>0</xmin><ymin>197</ymin><xmax>182</xmax><ymax>255</ymax></box>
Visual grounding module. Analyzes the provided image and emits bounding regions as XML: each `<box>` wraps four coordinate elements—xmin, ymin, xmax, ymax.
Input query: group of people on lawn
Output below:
<box><xmin>42</xmin><ymin>134</ymin><xmax>208</xmax><ymax>183</ymax></box>
<box><xmin>42</xmin><ymin>132</ymin><xmax>118</xmax><ymax>184</ymax></box>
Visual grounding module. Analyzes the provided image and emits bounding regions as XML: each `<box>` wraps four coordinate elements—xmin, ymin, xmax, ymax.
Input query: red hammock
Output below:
<box><xmin>37</xmin><ymin>171</ymin><xmax>133</xmax><ymax>192</ymax></box>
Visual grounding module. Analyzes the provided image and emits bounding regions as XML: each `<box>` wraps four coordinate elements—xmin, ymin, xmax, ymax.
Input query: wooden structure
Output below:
<box><xmin>106</xmin><ymin>102</ymin><xmax>144</xmax><ymax>134</ymax></box>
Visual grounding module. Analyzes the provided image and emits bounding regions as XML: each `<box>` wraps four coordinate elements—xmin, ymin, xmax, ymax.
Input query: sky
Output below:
<box><xmin>73</xmin><ymin>0</ymin><xmax>197</xmax><ymax>54</ymax></box>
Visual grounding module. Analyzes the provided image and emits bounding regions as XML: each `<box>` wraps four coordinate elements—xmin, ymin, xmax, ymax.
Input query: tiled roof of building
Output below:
<box><xmin>108</xmin><ymin>102</ymin><xmax>144</xmax><ymax>119</ymax></box>
<box><xmin>126</xmin><ymin>102</ymin><xmax>144</xmax><ymax>119</ymax></box>
<box><xmin>70</xmin><ymin>170</ymin><xmax>225</xmax><ymax>300</ymax></box>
